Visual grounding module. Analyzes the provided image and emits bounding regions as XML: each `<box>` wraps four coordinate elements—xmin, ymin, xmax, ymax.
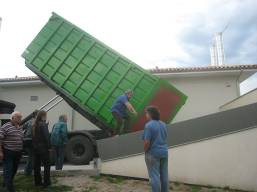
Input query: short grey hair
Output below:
<box><xmin>59</xmin><ymin>114</ymin><xmax>67</xmax><ymax>122</ymax></box>
<box><xmin>125</xmin><ymin>89</ymin><xmax>133</xmax><ymax>95</ymax></box>
<box><xmin>10</xmin><ymin>111</ymin><xmax>22</xmax><ymax>119</ymax></box>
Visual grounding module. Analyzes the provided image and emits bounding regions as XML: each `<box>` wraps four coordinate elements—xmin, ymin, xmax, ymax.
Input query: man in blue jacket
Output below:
<box><xmin>142</xmin><ymin>106</ymin><xmax>169</xmax><ymax>192</ymax></box>
<box><xmin>111</xmin><ymin>90</ymin><xmax>137</xmax><ymax>135</ymax></box>
<box><xmin>50</xmin><ymin>115</ymin><xmax>68</xmax><ymax>170</ymax></box>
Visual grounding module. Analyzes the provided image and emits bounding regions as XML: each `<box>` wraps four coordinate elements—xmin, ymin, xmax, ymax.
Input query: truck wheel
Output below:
<box><xmin>66</xmin><ymin>135</ymin><xmax>94</xmax><ymax>165</ymax></box>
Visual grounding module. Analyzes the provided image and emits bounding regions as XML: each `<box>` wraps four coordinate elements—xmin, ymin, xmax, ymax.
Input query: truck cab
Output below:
<box><xmin>0</xmin><ymin>100</ymin><xmax>16</xmax><ymax>126</ymax></box>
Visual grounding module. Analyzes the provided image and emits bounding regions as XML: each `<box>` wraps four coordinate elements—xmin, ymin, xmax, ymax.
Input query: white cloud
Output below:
<box><xmin>0</xmin><ymin>0</ymin><xmax>207</xmax><ymax>77</ymax></box>
<box><xmin>0</xmin><ymin>0</ymin><xmax>256</xmax><ymax>95</ymax></box>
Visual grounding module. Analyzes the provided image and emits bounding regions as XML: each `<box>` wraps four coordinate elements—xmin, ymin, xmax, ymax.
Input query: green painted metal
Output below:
<box><xmin>22</xmin><ymin>13</ymin><xmax>187</xmax><ymax>133</ymax></box>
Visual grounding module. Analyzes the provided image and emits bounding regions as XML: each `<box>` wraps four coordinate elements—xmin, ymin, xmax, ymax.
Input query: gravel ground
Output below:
<box><xmin>0</xmin><ymin>169</ymin><xmax>250</xmax><ymax>192</ymax></box>
<box><xmin>56</xmin><ymin>174</ymin><xmax>249</xmax><ymax>192</ymax></box>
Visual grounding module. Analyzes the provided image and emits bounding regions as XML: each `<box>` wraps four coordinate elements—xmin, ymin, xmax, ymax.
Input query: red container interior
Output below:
<box><xmin>131</xmin><ymin>87</ymin><xmax>181</xmax><ymax>132</ymax></box>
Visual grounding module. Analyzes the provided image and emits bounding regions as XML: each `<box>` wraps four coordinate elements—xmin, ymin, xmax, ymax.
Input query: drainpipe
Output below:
<box><xmin>236</xmin><ymin>70</ymin><xmax>243</xmax><ymax>96</ymax></box>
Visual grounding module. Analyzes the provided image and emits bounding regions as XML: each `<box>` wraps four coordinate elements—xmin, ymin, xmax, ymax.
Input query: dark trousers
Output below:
<box><xmin>112</xmin><ymin>112</ymin><xmax>130</xmax><ymax>134</ymax></box>
<box><xmin>33</xmin><ymin>150</ymin><xmax>51</xmax><ymax>186</ymax></box>
<box><xmin>3</xmin><ymin>149</ymin><xmax>22</xmax><ymax>191</ymax></box>
<box><xmin>53</xmin><ymin>146</ymin><xmax>65</xmax><ymax>170</ymax></box>
<box><xmin>24</xmin><ymin>147</ymin><xmax>33</xmax><ymax>176</ymax></box>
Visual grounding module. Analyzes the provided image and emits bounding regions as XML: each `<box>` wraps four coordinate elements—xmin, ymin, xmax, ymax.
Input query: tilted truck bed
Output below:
<box><xmin>22</xmin><ymin>13</ymin><xmax>187</xmax><ymax>134</ymax></box>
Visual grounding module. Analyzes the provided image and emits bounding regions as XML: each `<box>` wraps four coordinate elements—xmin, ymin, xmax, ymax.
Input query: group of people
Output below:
<box><xmin>0</xmin><ymin>89</ymin><xmax>169</xmax><ymax>192</ymax></box>
<box><xmin>0</xmin><ymin>111</ymin><xmax>68</xmax><ymax>192</ymax></box>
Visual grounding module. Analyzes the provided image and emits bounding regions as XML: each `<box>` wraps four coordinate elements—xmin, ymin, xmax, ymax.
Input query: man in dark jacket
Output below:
<box><xmin>23</xmin><ymin>110</ymin><xmax>38</xmax><ymax>176</ymax></box>
<box><xmin>32</xmin><ymin>110</ymin><xmax>51</xmax><ymax>187</ymax></box>
<box><xmin>51</xmin><ymin>114</ymin><xmax>68</xmax><ymax>170</ymax></box>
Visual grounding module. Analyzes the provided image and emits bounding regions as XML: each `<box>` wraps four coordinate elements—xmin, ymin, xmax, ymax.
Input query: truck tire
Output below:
<box><xmin>66</xmin><ymin>135</ymin><xmax>94</xmax><ymax>165</ymax></box>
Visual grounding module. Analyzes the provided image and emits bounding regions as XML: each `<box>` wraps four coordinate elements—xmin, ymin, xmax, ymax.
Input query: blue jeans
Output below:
<box><xmin>54</xmin><ymin>146</ymin><xmax>65</xmax><ymax>170</ymax></box>
<box><xmin>24</xmin><ymin>147</ymin><xmax>33</xmax><ymax>176</ymax></box>
<box><xmin>3</xmin><ymin>149</ymin><xmax>22</xmax><ymax>191</ymax></box>
<box><xmin>145</xmin><ymin>153</ymin><xmax>169</xmax><ymax>192</ymax></box>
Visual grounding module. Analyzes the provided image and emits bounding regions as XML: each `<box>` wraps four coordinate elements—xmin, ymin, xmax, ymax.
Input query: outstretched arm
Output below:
<box><xmin>125</xmin><ymin>102</ymin><xmax>137</xmax><ymax>115</ymax></box>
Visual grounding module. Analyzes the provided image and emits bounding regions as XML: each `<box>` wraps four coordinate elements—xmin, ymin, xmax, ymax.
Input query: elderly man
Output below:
<box><xmin>111</xmin><ymin>90</ymin><xmax>137</xmax><ymax>135</ymax></box>
<box><xmin>0</xmin><ymin>111</ymin><xmax>23</xmax><ymax>192</ymax></box>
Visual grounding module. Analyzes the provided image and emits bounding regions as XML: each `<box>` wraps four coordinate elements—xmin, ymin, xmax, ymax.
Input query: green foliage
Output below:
<box><xmin>191</xmin><ymin>185</ymin><xmax>202</xmax><ymax>192</ymax></box>
<box><xmin>105</xmin><ymin>176</ymin><xmax>125</xmax><ymax>184</ymax></box>
<box><xmin>82</xmin><ymin>186</ymin><xmax>97</xmax><ymax>192</ymax></box>
<box><xmin>0</xmin><ymin>174</ymin><xmax>73</xmax><ymax>192</ymax></box>
<box><xmin>91</xmin><ymin>175</ymin><xmax>102</xmax><ymax>181</ymax></box>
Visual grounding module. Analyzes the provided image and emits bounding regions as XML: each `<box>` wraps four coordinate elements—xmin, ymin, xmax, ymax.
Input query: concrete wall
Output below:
<box><xmin>101</xmin><ymin>127</ymin><xmax>257</xmax><ymax>191</ymax></box>
<box><xmin>165</xmin><ymin>76</ymin><xmax>239</xmax><ymax>122</ymax></box>
<box><xmin>0</xmin><ymin>84</ymin><xmax>99</xmax><ymax>131</ymax></box>
<box><xmin>220</xmin><ymin>88</ymin><xmax>257</xmax><ymax>111</ymax></box>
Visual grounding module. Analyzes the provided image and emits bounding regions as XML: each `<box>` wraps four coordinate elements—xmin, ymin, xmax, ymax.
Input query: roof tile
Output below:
<box><xmin>1</xmin><ymin>65</ymin><xmax>257</xmax><ymax>82</ymax></box>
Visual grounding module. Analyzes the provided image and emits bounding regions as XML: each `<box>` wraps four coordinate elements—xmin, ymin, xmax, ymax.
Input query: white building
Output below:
<box><xmin>151</xmin><ymin>64</ymin><xmax>257</xmax><ymax>122</ymax></box>
<box><xmin>0</xmin><ymin>64</ymin><xmax>257</xmax><ymax>130</ymax></box>
<box><xmin>1</xmin><ymin>64</ymin><xmax>257</xmax><ymax>191</ymax></box>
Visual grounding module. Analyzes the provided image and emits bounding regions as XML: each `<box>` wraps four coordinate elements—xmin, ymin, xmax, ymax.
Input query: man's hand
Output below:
<box><xmin>144</xmin><ymin>140</ymin><xmax>150</xmax><ymax>152</ymax></box>
<box><xmin>0</xmin><ymin>151</ymin><xmax>4</xmax><ymax>160</ymax></box>
<box><xmin>125</xmin><ymin>102</ymin><xmax>137</xmax><ymax>115</ymax></box>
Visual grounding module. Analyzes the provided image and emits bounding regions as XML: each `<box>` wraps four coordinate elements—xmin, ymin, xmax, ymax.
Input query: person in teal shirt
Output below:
<box><xmin>142</xmin><ymin>106</ymin><xmax>169</xmax><ymax>192</ymax></box>
<box><xmin>51</xmin><ymin>114</ymin><xmax>68</xmax><ymax>170</ymax></box>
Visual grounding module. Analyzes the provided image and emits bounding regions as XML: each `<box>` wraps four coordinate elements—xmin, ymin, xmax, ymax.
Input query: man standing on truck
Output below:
<box><xmin>111</xmin><ymin>90</ymin><xmax>137</xmax><ymax>135</ymax></box>
<box><xmin>0</xmin><ymin>111</ymin><xmax>23</xmax><ymax>192</ymax></box>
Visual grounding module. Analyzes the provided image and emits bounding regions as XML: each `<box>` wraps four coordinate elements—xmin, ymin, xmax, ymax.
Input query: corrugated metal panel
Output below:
<box><xmin>22</xmin><ymin>13</ymin><xmax>187</xmax><ymax>133</ymax></box>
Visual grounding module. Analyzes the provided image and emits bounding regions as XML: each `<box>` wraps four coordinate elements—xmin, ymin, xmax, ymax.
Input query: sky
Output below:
<box><xmin>0</xmin><ymin>0</ymin><xmax>256</xmax><ymax>94</ymax></box>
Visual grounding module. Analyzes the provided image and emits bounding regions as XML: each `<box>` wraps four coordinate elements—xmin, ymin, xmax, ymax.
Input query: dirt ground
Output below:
<box><xmin>56</xmin><ymin>173</ymin><xmax>248</xmax><ymax>192</ymax></box>
<box><xmin>0</xmin><ymin>171</ymin><xmax>250</xmax><ymax>192</ymax></box>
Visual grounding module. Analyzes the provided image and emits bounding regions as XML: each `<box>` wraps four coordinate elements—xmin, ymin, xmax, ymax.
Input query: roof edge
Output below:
<box><xmin>1</xmin><ymin>65</ymin><xmax>257</xmax><ymax>83</ymax></box>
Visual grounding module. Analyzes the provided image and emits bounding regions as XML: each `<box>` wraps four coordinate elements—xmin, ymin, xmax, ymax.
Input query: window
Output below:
<box><xmin>30</xmin><ymin>96</ymin><xmax>38</xmax><ymax>101</ymax></box>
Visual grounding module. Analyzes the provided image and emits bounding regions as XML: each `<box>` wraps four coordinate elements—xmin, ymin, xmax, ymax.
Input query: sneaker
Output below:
<box><xmin>35</xmin><ymin>183</ymin><xmax>43</xmax><ymax>187</ymax></box>
<box><xmin>43</xmin><ymin>183</ymin><xmax>51</xmax><ymax>188</ymax></box>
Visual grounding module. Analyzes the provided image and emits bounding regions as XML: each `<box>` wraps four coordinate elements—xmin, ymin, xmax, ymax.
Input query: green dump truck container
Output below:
<box><xmin>22</xmin><ymin>13</ymin><xmax>187</xmax><ymax>134</ymax></box>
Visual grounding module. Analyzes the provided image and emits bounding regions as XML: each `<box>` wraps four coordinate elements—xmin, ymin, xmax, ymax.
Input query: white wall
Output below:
<box><xmin>165</xmin><ymin>75</ymin><xmax>239</xmax><ymax>122</ymax></box>
<box><xmin>101</xmin><ymin>127</ymin><xmax>257</xmax><ymax>191</ymax></box>
<box><xmin>220</xmin><ymin>88</ymin><xmax>257</xmax><ymax>111</ymax></box>
<box><xmin>0</xmin><ymin>84</ymin><xmax>99</xmax><ymax>131</ymax></box>
<box><xmin>0</xmin><ymin>74</ymin><xmax>240</xmax><ymax>129</ymax></box>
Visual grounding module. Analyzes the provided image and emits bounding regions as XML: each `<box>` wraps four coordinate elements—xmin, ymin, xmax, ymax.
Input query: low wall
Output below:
<box><xmin>101</xmin><ymin>127</ymin><xmax>257</xmax><ymax>191</ymax></box>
